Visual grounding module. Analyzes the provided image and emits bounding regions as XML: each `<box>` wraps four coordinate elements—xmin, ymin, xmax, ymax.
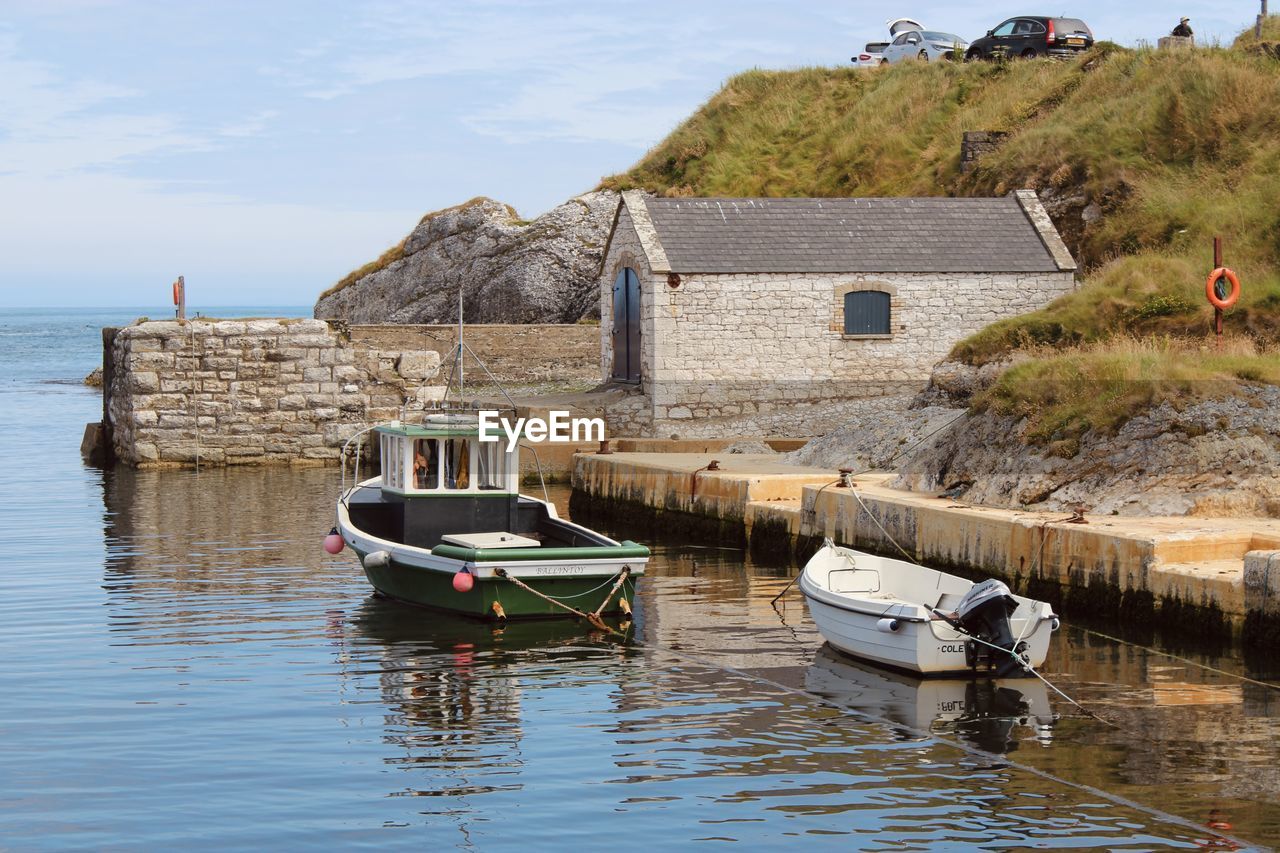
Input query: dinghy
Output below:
<box><xmin>799</xmin><ymin>540</ymin><xmax>1058</xmax><ymax>676</ymax></box>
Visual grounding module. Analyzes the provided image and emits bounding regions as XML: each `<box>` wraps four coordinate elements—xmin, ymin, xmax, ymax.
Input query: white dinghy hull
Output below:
<box><xmin>799</xmin><ymin>542</ymin><xmax>1058</xmax><ymax>676</ymax></box>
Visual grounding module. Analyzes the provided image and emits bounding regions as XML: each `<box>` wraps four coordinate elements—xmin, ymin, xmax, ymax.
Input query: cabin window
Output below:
<box><xmin>381</xmin><ymin>433</ymin><xmax>405</xmax><ymax>491</ymax></box>
<box><xmin>443</xmin><ymin>438</ymin><xmax>471</xmax><ymax>489</ymax></box>
<box><xmin>476</xmin><ymin>441</ymin><xmax>508</xmax><ymax>490</ymax></box>
<box><xmin>413</xmin><ymin>439</ymin><xmax>439</xmax><ymax>489</ymax></box>
<box><xmin>843</xmin><ymin>290</ymin><xmax>891</xmax><ymax>336</ymax></box>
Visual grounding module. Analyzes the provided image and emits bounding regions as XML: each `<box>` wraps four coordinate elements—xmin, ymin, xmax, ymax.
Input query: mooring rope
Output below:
<box><xmin>1078</xmin><ymin>626</ymin><xmax>1280</xmax><ymax>692</ymax></box>
<box><xmin>544</xmin><ymin>599</ymin><xmax>1248</xmax><ymax>847</ymax></box>
<box><xmin>493</xmin><ymin>567</ymin><xmax>631</xmax><ymax>638</ymax></box>
<box><xmin>593</xmin><ymin>566</ymin><xmax>632</xmax><ymax>619</ymax></box>
<box><xmin>645</xmin><ymin>642</ymin><xmax>1251</xmax><ymax>850</ymax></box>
<box><xmin>923</xmin><ymin>603</ymin><xmax>1119</xmax><ymax>728</ymax></box>
<box><xmin>517</xmin><ymin>558</ymin><xmax>1244</xmax><ymax>846</ymax></box>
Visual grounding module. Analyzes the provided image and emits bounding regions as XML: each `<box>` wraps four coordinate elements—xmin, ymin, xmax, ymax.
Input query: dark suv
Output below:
<box><xmin>965</xmin><ymin>16</ymin><xmax>1093</xmax><ymax>60</ymax></box>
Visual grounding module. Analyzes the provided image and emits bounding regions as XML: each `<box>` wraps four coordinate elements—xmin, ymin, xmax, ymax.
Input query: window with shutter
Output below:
<box><xmin>843</xmin><ymin>290</ymin><xmax>891</xmax><ymax>335</ymax></box>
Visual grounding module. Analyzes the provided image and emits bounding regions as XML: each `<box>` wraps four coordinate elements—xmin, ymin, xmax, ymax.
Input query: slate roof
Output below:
<box><xmin>638</xmin><ymin>196</ymin><xmax>1063</xmax><ymax>274</ymax></box>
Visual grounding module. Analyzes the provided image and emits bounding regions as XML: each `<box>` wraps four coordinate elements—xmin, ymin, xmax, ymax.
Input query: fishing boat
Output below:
<box><xmin>798</xmin><ymin>540</ymin><xmax>1058</xmax><ymax>676</ymax></box>
<box><xmin>329</xmin><ymin>302</ymin><xmax>647</xmax><ymax>622</ymax></box>
<box><xmin>332</xmin><ymin>410</ymin><xmax>647</xmax><ymax>621</ymax></box>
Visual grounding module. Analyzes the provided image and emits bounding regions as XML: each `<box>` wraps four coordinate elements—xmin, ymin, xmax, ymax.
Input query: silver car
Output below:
<box><xmin>881</xmin><ymin>28</ymin><xmax>969</xmax><ymax>64</ymax></box>
<box><xmin>851</xmin><ymin>41</ymin><xmax>889</xmax><ymax>68</ymax></box>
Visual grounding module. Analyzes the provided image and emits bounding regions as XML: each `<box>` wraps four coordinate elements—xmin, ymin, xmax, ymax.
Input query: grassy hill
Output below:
<box><xmin>602</xmin><ymin>25</ymin><xmax>1280</xmax><ymax>445</ymax></box>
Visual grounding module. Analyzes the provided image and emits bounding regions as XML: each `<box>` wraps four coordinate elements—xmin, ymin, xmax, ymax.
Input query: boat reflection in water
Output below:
<box><xmin>348</xmin><ymin>596</ymin><xmax>635</xmax><ymax>799</ymax></box>
<box><xmin>805</xmin><ymin>645</ymin><xmax>1056</xmax><ymax>755</ymax></box>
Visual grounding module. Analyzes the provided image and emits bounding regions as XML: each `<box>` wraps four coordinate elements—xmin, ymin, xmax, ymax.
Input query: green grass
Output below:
<box><xmin>319</xmin><ymin>239</ymin><xmax>407</xmax><ymax>301</ymax></box>
<box><xmin>1233</xmin><ymin>13</ymin><xmax>1280</xmax><ymax>47</ymax></box>
<box><xmin>975</xmin><ymin>338</ymin><xmax>1280</xmax><ymax>454</ymax></box>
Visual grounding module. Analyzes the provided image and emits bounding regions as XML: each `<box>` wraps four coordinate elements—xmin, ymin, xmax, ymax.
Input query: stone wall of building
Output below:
<box><xmin>598</xmin><ymin>208</ymin><xmax>1076</xmax><ymax>438</ymax></box>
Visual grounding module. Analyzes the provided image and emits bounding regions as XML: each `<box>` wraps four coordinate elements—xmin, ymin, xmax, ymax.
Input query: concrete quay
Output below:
<box><xmin>571</xmin><ymin>451</ymin><xmax>1280</xmax><ymax>637</ymax></box>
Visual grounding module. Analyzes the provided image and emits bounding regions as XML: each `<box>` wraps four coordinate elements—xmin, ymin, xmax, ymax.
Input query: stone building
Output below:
<box><xmin>598</xmin><ymin>190</ymin><xmax>1077</xmax><ymax>437</ymax></box>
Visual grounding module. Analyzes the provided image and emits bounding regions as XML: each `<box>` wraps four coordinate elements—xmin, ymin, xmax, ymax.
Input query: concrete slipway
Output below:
<box><xmin>571</xmin><ymin>451</ymin><xmax>1280</xmax><ymax>638</ymax></box>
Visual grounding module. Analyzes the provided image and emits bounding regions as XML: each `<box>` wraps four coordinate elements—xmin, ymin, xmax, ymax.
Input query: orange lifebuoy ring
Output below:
<box><xmin>1206</xmin><ymin>267</ymin><xmax>1240</xmax><ymax>310</ymax></box>
<box><xmin>173</xmin><ymin>280</ymin><xmax>181</xmax><ymax>305</ymax></box>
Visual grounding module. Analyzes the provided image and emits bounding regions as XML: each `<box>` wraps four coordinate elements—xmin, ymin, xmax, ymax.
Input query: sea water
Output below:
<box><xmin>1</xmin><ymin>307</ymin><xmax>1277</xmax><ymax>849</ymax></box>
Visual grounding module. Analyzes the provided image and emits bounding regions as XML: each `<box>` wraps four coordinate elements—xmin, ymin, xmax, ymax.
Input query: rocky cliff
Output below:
<box><xmin>314</xmin><ymin>191</ymin><xmax>618</xmax><ymax>324</ymax></box>
<box><xmin>890</xmin><ymin>385</ymin><xmax>1280</xmax><ymax>517</ymax></box>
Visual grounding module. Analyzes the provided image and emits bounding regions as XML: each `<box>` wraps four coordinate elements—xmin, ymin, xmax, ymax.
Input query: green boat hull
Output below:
<box><xmin>355</xmin><ymin>549</ymin><xmax>637</xmax><ymax>620</ymax></box>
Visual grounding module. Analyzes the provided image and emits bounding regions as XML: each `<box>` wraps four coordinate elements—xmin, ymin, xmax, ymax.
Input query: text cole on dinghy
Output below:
<box><xmin>334</xmin><ymin>409</ymin><xmax>647</xmax><ymax>621</ymax></box>
<box><xmin>799</xmin><ymin>540</ymin><xmax>1058</xmax><ymax>676</ymax></box>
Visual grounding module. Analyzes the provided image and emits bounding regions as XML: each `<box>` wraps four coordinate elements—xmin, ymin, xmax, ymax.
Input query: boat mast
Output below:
<box><xmin>457</xmin><ymin>288</ymin><xmax>464</xmax><ymax>405</ymax></box>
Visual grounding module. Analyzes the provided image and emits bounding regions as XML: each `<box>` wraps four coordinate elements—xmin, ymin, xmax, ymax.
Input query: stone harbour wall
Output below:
<box><xmin>105</xmin><ymin>318</ymin><xmax>445</xmax><ymax>467</ymax></box>
<box><xmin>343</xmin><ymin>323</ymin><xmax>600</xmax><ymax>386</ymax></box>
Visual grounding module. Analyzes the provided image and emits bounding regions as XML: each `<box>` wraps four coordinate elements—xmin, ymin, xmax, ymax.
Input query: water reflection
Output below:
<box><xmin>84</xmin><ymin>466</ymin><xmax>1277</xmax><ymax>846</ymax></box>
<box><xmin>805</xmin><ymin>645</ymin><xmax>1055</xmax><ymax>755</ymax></box>
<box><xmin>343</xmin><ymin>601</ymin><xmax>1202</xmax><ymax>847</ymax></box>
<box><xmin>349</xmin><ymin>598</ymin><xmax>631</xmax><ymax>799</ymax></box>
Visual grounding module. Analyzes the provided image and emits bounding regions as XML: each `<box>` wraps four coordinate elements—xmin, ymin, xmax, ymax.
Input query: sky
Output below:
<box><xmin>0</xmin><ymin>1</ymin><xmax>1262</xmax><ymax>308</ymax></box>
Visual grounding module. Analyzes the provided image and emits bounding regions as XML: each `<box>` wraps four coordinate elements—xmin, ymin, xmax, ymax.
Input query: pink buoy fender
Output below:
<box><xmin>323</xmin><ymin>526</ymin><xmax>344</xmax><ymax>555</ymax></box>
<box><xmin>452</xmin><ymin>568</ymin><xmax>475</xmax><ymax>593</ymax></box>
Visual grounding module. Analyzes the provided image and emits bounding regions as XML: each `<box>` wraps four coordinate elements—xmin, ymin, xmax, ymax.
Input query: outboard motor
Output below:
<box><xmin>955</xmin><ymin>579</ymin><xmax>1030</xmax><ymax>677</ymax></box>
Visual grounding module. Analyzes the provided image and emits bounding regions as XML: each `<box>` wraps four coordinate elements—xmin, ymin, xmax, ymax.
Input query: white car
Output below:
<box><xmin>881</xmin><ymin>28</ymin><xmax>968</xmax><ymax>63</ymax></box>
<box><xmin>851</xmin><ymin>41</ymin><xmax>889</xmax><ymax>68</ymax></box>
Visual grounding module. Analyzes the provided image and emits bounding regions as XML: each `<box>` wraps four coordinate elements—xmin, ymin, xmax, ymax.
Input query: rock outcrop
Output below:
<box><xmin>784</xmin><ymin>396</ymin><xmax>966</xmax><ymax>472</ymax></box>
<box><xmin>314</xmin><ymin>191</ymin><xmax>618</xmax><ymax>325</ymax></box>
<box><xmin>792</xmin><ymin>361</ymin><xmax>1280</xmax><ymax>518</ymax></box>
<box><xmin>892</xmin><ymin>385</ymin><xmax>1280</xmax><ymax>517</ymax></box>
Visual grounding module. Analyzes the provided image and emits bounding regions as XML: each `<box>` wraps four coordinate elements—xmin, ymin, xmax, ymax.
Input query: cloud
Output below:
<box><xmin>264</xmin><ymin>3</ymin><xmax>791</xmax><ymax>145</ymax></box>
<box><xmin>0</xmin><ymin>31</ymin><xmax>210</xmax><ymax>177</ymax></box>
<box><xmin>217</xmin><ymin>110</ymin><xmax>281</xmax><ymax>139</ymax></box>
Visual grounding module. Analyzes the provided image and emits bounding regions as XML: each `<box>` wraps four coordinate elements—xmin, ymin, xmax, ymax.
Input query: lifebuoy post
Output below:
<box><xmin>1214</xmin><ymin>238</ymin><xmax>1223</xmax><ymax>345</ymax></box>
<box><xmin>173</xmin><ymin>275</ymin><xmax>185</xmax><ymax>321</ymax></box>
<box><xmin>1205</xmin><ymin>237</ymin><xmax>1243</xmax><ymax>348</ymax></box>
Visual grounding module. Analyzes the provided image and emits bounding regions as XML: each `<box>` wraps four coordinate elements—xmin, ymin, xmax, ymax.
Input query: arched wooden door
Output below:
<box><xmin>611</xmin><ymin>268</ymin><xmax>641</xmax><ymax>383</ymax></box>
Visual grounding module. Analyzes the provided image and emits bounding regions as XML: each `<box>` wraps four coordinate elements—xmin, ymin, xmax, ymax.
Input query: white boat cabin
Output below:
<box><xmin>376</xmin><ymin>416</ymin><xmax>519</xmax><ymax>497</ymax></box>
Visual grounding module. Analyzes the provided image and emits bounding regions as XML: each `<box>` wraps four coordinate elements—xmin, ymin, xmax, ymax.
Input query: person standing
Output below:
<box><xmin>1172</xmin><ymin>16</ymin><xmax>1194</xmax><ymax>37</ymax></box>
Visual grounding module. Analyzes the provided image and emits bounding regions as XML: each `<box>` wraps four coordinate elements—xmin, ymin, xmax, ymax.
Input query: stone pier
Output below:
<box><xmin>97</xmin><ymin>318</ymin><xmax>601</xmax><ymax>468</ymax></box>
<box><xmin>571</xmin><ymin>451</ymin><xmax>1280</xmax><ymax>634</ymax></box>
<box><xmin>102</xmin><ymin>318</ymin><xmax>445</xmax><ymax>467</ymax></box>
